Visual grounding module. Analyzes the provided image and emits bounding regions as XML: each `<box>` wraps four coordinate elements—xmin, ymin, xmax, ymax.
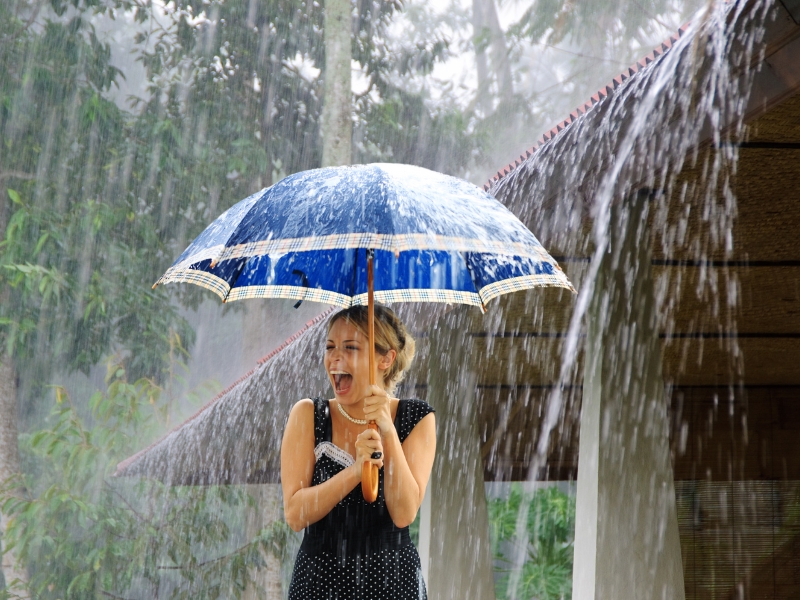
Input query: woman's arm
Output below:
<box><xmin>382</xmin><ymin>412</ymin><xmax>436</xmax><ymax>528</ymax></box>
<box><xmin>362</xmin><ymin>387</ymin><xmax>437</xmax><ymax>528</ymax></box>
<box><xmin>281</xmin><ymin>399</ymin><xmax>366</xmax><ymax>532</ymax></box>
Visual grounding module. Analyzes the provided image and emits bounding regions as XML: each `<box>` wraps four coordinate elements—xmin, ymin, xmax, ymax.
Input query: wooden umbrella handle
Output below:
<box><xmin>362</xmin><ymin>422</ymin><xmax>379</xmax><ymax>502</ymax></box>
<box><xmin>362</xmin><ymin>249</ymin><xmax>379</xmax><ymax>503</ymax></box>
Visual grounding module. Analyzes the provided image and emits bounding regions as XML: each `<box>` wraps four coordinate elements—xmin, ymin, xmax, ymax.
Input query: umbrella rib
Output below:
<box><xmin>209</xmin><ymin>188</ymin><xmax>276</xmax><ymax>269</ymax></box>
<box><xmin>221</xmin><ymin>257</ymin><xmax>253</xmax><ymax>302</ymax></box>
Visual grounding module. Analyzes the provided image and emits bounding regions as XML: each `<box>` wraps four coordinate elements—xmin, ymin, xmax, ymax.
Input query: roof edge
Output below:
<box><xmin>483</xmin><ymin>22</ymin><xmax>692</xmax><ymax>190</ymax></box>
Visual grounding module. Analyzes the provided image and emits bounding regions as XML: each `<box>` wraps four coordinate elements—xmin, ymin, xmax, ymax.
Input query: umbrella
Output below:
<box><xmin>154</xmin><ymin>163</ymin><xmax>574</xmax><ymax>501</ymax></box>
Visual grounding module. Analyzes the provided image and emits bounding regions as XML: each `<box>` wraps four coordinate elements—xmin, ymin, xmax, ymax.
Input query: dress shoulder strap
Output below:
<box><xmin>395</xmin><ymin>398</ymin><xmax>435</xmax><ymax>443</ymax></box>
<box><xmin>312</xmin><ymin>398</ymin><xmax>332</xmax><ymax>445</ymax></box>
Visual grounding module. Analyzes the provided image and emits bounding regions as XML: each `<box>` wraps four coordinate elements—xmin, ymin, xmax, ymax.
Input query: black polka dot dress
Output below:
<box><xmin>288</xmin><ymin>398</ymin><xmax>435</xmax><ymax>600</ymax></box>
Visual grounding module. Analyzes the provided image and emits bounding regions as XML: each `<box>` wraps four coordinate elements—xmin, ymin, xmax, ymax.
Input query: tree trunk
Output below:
<box><xmin>321</xmin><ymin>0</ymin><xmax>352</xmax><ymax>167</ymax></box>
<box><xmin>0</xmin><ymin>353</ymin><xmax>28</xmax><ymax>595</ymax></box>
<box><xmin>472</xmin><ymin>0</ymin><xmax>513</xmax><ymax>112</ymax></box>
<box><xmin>472</xmin><ymin>0</ymin><xmax>492</xmax><ymax>113</ymax></box>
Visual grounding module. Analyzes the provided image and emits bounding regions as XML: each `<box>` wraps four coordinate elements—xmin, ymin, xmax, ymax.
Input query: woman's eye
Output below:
<box><xmin>346</xmin><ymin>345</ymin><xmax>359</xmax><ymax>351</ymax></box>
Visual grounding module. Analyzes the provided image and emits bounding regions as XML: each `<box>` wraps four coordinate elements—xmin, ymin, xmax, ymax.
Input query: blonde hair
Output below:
<box><xmin>327</xmin><ymin>305</ymin><xmax>416</xmax><ymax>393</ymax></box>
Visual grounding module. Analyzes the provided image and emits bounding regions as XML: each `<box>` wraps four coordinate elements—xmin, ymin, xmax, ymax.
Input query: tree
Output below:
<box><xmin>351</xmin><ymin>2</ymin><xmax>481</xmax><ymax>174</ymax></box>
<box><xmin>473</xmin><ymin>0</ymin><xmax>513</xmax><ymax>113</ymax></box>
<box><xmin>0</xmin><ymin>356</ymin><xmax>25</xmax><ymax>593</ymax></box>
<box><xmin>0</xmin><ymin>0</ymin><xmax>200</xmax><ymax>587</ymax></box>
<box><xmin>500</xmin><ymin>0</ymin><xmax>702</xmax><ymax>145</ymax></box>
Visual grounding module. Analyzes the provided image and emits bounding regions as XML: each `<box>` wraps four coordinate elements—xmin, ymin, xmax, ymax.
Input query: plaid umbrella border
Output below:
<box><xmin>164</xmin><ymin>233</ymin><xmax>553</xmax><ymax>274</ymax></box>
<box><xmin>478</xmin><ymin>272</ymin><xmax>575</xmax><ymax>305</ymax></box>
<box><xmin>158</xmin><ymin>268</ymin><xmax>575</xmax><ymax>309</ymax></box>
<box><xmin>157</xmin><ymin>269</ymin><xmax>231</xmax><ymax>301</ymax></box>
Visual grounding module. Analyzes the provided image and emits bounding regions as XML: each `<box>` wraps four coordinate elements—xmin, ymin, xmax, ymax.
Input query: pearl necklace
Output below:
<box><xmin>337</xmin><ymin>401</ymin><xmax>368</xmax><ymax>425</ymax></box>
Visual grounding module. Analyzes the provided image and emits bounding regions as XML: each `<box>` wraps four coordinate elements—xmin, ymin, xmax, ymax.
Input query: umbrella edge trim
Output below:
<box><xmin>478</xmin><ymin>273</ymin><xmax>577</xmax><ymax>305</ymax></box>
<box><xmin>158</xmin><ymin>269</ymin><xmax>230</xmax><ymax>300</ymax></box>
<box><xmin>224</xmin><ymin>286</ymin><xmax>488</xmax><ymax>308</ymax></box>
<box><xmin>156</xmin><ymin>272</ymin><xmax>577</xmax><ymax>308</ymax></box>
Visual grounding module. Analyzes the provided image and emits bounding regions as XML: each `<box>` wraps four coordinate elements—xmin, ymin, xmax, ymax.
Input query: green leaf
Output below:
<box><xmin>33</xmin><ymin>232</ymin><xmax>50</xmax><ymax>256</ymax></box>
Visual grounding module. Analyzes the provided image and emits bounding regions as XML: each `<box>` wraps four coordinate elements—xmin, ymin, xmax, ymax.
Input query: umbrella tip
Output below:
<box><xmin>152</xmin><ymin>282</ymin><xmax>159</xmax><ymax>290</ymax></box>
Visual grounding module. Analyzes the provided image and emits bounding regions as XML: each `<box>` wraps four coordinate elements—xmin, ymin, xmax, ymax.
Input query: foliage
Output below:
<box><xmin>352</xmin><ymin>1</ymin><xmax>482</xmax><ymax>172</ymax></box>
<box><xmin>502</xmin><ymin>0</ymin><xmax>701</xmax><ymax>133</ymax></box>
<box><xmin>508</xmin><ymin>0</ymin><xmax>686</xmax><ymax>49</ymax></box>
<box><xmin>0</xmin><ymin>4</ymin><xmax>197</xmax><ymax>432</ymax></box>
<box><xmin>1</xmin><ymin>359</ymin><xmax>289</xmax><ymax>599</ymax></box>
<box><xmin>128</xmin><ymin>0</ymin><xmax>478</xmax><ymax>199</ymax></box>
<box><xmin>488</xmin><ymin>484</ymin><xmax>575</xmax><ymax>600</ymax></box>
<box><xmin>1</xmin><ymin>185</ymin><xmax>194</xmax><ymax>380</ymax></box>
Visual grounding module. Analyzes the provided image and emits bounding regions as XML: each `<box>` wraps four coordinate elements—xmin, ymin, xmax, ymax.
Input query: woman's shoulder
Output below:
<box><xmin>289</xmin><ymin>398</ymin><xmax>330</xmax><ymax>444</ymax></box>
<box><xmin>396</xmin><ymin>398</ymin><xmax>435</xmax><ymax>442</ymax></box>
<box><xmin>288</xmin><ymin>397</ymin><xmax>315</xmax><ymax>415</ymax></box>
<box><xmin>287</xmin><ymin>398</ymin><xmax>328</xmax><ymax>426</ymax></box>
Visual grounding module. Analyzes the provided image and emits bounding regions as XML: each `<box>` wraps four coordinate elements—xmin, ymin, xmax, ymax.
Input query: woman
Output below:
<box><xmin>281</xmin><ymin>305</ymin><xmax>437</xmax><ymax>600</ymax></box>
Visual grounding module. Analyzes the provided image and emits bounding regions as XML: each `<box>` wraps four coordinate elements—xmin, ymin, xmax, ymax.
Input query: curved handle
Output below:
<box><xmin>361</xmin><ymin>421</ymin><xmax>379</xmax><ymax>503</ymax></box>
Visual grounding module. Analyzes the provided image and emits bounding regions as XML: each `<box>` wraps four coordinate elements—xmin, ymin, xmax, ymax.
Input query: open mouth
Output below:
<box><xmin>331</xmin><ymin>371</ymin><xmax>353</xmax><ymax>395</ymax></box>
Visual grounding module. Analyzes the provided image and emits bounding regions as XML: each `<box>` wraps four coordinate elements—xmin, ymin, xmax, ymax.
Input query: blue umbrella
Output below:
<box><xmin>154</xmin><ymin>163</ymin><xmax>574</xmax><ymax>501</ymax></box>
<box><xmin>154</xmin><ymin>163</ymin><xmax>573</xmax><ymax>308</ymax></box>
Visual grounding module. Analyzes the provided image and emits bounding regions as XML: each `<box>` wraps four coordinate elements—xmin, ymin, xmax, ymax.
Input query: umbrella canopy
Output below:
<box><xmin>154</xmin><ymin>163</ymin><xmax>573</xmax><ymax>306</ymax></box>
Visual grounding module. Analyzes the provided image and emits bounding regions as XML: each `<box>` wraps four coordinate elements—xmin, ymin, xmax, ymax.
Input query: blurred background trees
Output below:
<box><xmin>488</xmin><ymin>485</ymin><xmax>576</xmax><ymax>600</ymax></box>
<box><xmin>0</xmin><ymin>0</ymin><xmax>703</xmax><ymax>596</ymax></box>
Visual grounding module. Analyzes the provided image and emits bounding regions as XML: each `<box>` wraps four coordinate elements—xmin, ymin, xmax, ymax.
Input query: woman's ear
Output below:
<box><xmin>377</xmin><ymin>349</ymin><xmax>397</xmax><ymax>371</ymax></box>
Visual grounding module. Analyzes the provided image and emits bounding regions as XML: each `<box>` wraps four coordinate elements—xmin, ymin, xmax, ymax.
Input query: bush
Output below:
<box><xmin>488</xmin><ymin>484</ymin><xmax>575</xmax><ymax>600</ymax></box>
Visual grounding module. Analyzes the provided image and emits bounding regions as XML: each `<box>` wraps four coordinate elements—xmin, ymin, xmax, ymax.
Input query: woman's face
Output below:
<box><xmin>324</xmin><ymin>318</ymin><xmax>373</xmax><ymax>405</ymax></box>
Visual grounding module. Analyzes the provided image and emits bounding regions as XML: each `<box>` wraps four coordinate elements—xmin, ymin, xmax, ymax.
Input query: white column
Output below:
<box><xmin>426</xmin><ymin>314</ymin><xmax>496</xmax><ymax>600</ymax></box>
<box><xmin>573</xmin><ymin>193</ymin><xmax>685</xmax><ymax>600</ymax></box>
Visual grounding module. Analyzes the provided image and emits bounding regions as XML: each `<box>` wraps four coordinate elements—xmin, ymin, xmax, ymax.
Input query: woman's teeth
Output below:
<box><xmin>331</xmin><ymin>371</ymin><xmax>352</xmax><ymax>392</ymax></box>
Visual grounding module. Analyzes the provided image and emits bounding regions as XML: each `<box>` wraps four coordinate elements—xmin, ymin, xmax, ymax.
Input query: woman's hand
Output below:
<box><xmin>354</xmin><ymin>427</ymin><xmax>384</xmax><ymax>472</ymax></box>
<box><xmin>362</xmin><ymin>384</ymin><xmax>394</xmax><ymax>433</ymax></box>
